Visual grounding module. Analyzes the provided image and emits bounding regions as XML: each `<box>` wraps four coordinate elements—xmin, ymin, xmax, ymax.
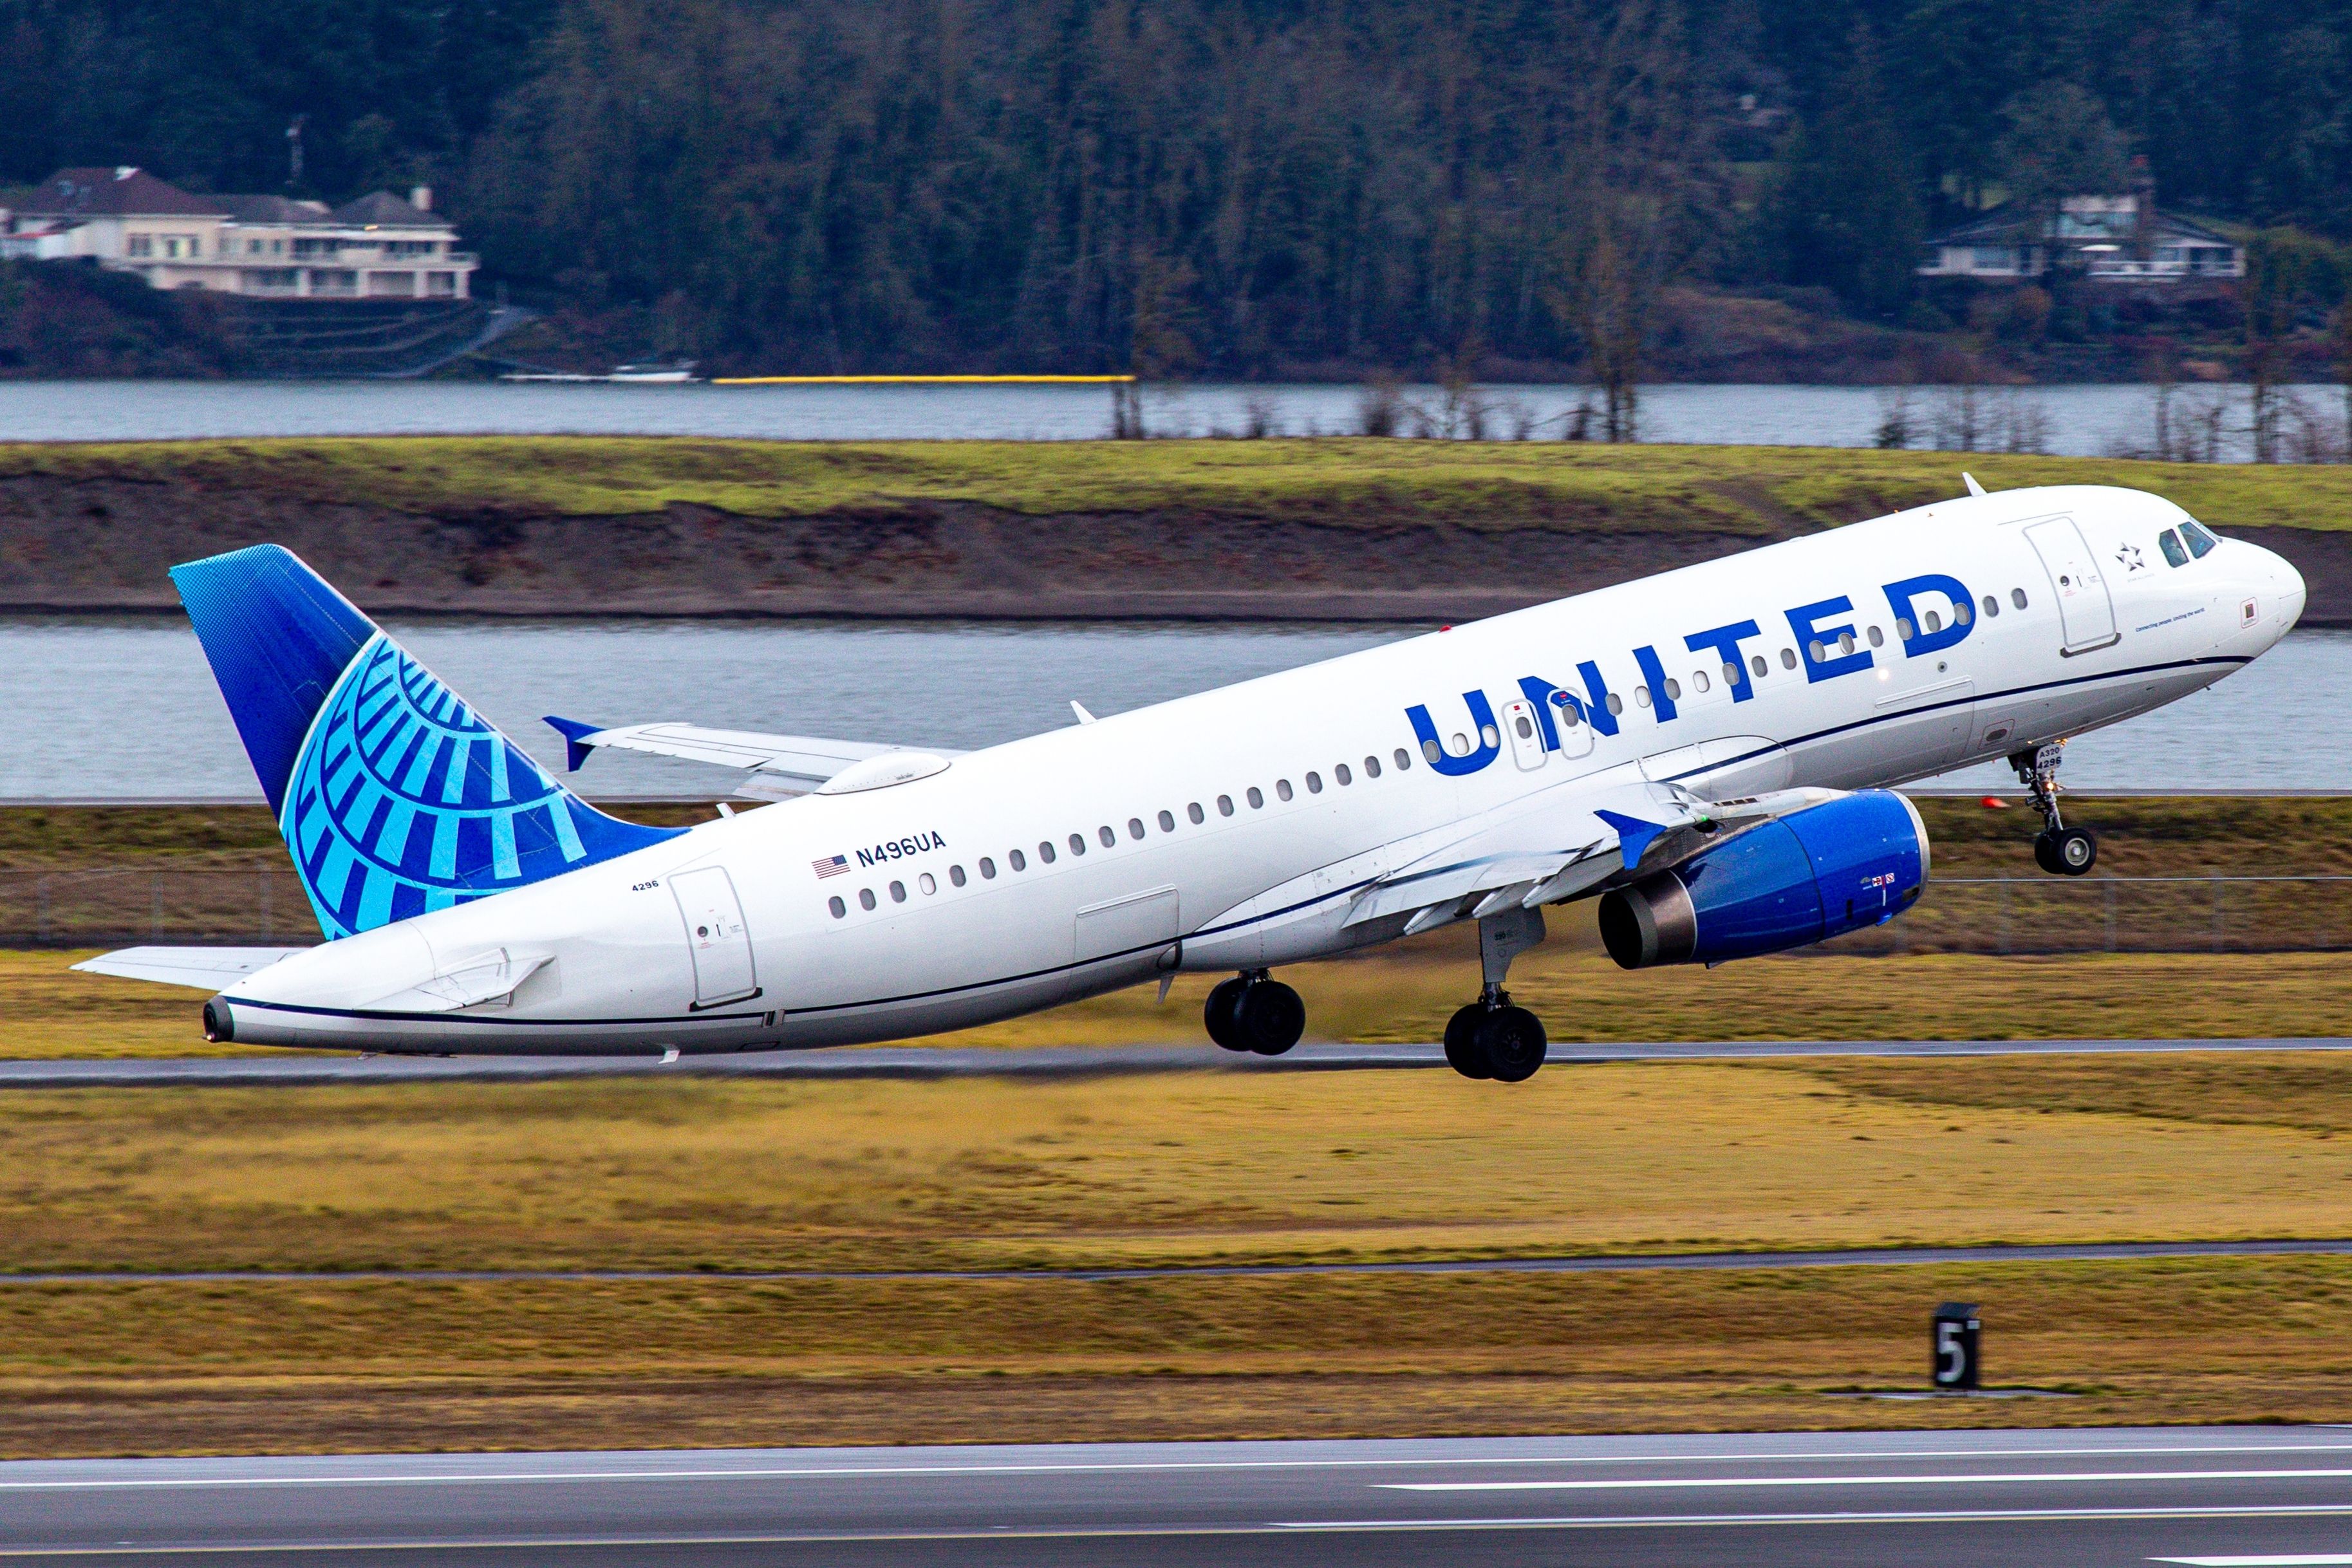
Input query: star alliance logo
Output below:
<box><xmin>2116</xmin><ymin>543</ymin><xmax>2147</xmax><ymax>574</ymax></box>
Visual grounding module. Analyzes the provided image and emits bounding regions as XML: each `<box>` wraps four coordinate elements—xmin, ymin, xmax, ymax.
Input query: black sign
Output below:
<box><xmin>1932</xmin><ymin>1302</ymin><xmax>1981</xmax><ymax>1391</ymax></box>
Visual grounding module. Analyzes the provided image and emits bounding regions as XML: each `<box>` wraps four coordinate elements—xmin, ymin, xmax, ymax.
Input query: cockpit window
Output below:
<box><xmin>2181</xmin><ymin>519</ymin><xmax>2219</xmax><ymax>558</ymax></box>
<box><xmin>2159</xmin><ymin>528</ymin><xmax>2189</xmax><ymax>568</ymax></box>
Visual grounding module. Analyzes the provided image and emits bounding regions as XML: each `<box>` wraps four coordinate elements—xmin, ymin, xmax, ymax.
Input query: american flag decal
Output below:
<box><xmin>812</xmin><ymin>854</ymin><xmax>850</xmax><ymax>879</ymax></box>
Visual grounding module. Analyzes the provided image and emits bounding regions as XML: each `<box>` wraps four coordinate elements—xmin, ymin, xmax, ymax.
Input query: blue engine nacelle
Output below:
<box><xmin>1597</xmin><ymin>790</ymin><xmax>1928</xmax><ymax>969</ymax></box>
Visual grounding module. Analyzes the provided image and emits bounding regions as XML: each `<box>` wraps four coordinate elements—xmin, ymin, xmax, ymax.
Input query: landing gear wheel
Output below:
<box><xmin>1444</xmin><ymin>1003</ymin><xmax>1492</xmax><ymax>1079</ymax></box>
<box><xmin>1236</xmin><ymin>979</ymin><xmax>1305</xmax><ymax>1056</ymax></box>
<box><xmin>1204</xmin><ymin>976</ymin><xmax>1251</xmax><ymax>1050</ymax></box>
<box><xmin>2051</xmin><ymin>825</ymin><xmax>2098</xmax><ymax>876</ymax></box>
<box><xmin>1475</xmin><ymin>1006</ymin><xmax>1547</xmax><ymax>1083</ymax></box>
<box><xmin>2033</xmin><ymin>830</ymin><xmax>2062</xmax><ymax>875</ymax></box>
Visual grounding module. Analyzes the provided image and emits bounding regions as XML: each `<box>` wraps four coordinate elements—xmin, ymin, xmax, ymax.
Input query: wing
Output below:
<box><xmin>73</xmin><ymin>946</ymin><xmax>308</xmax><ymax>989</ymax></box>
<box><xmin>545</xmin><ymin>717</ymin><xmax>964</xmax><ymax>799</ymax></box>
<box><xmin>1343</xmin><ymin>778</ymin><xmax>1846</xmax><ymax>936</ymax></box>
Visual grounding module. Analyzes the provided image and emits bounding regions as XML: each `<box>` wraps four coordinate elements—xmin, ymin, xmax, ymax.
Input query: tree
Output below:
<box><xmin>1771</xmin><ymin>30</ymin><xmax>1924</xmax><ymax>319</ymax></box>
<box><xmin>1995</xmin><ymin>80</ymin><xmax>2132</xmax><ymax>223</ymax></box>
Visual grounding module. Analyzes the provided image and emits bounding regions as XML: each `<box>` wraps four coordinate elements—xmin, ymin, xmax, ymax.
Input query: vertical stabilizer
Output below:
<box><xmin>171</xmin><ymin>545</ymin><xmax>682</xmax><ymax>939</ymax></box>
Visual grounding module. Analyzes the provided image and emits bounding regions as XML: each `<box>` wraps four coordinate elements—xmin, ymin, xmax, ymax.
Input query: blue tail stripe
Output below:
<box><xmin>171</xmin><ymin>544</ymin><xmax>685</xmax><ymax>940</ymax></box>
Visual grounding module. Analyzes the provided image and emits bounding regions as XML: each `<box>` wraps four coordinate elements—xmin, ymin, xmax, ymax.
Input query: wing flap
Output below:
<box><xmin>545</xmin><ymin>718</ymin><xmax>961</xmax><ymax>796</ymax></box>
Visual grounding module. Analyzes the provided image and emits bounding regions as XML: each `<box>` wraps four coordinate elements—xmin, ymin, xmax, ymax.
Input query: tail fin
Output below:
<box><xmin>172</xmin><ymin>545</ymin><xmax>683</xmax><ymax>939</ymax></box>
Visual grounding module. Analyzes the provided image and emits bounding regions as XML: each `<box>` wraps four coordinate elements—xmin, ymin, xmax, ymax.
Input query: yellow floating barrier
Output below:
<box><xmin>710</xmin><ymin>373</ymin><xmax>1136</xmax><ymax>386</ymax></box>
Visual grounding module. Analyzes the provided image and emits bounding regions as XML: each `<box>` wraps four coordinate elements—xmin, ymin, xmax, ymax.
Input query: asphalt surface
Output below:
<box><xmin>5</xmin><ymin>1237</ymin><xmax>2350</xmax><ymax>1287</ymax></box>
<box><xmin>10</xmin><ymin>1034</ymin><xmax>2352</xmax><ymax>1088</ymax></box>
<box><xmin>9</xmin><ymin>1426</ymin><xmax>2352</xmax><ymax>1565</ymax></box>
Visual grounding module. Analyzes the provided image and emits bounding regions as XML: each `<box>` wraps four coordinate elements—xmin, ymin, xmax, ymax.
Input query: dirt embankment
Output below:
<box><xmin>8</xmin><ymin>470</ymin><xmax>2352</xmax><ymax>623</ymax></box>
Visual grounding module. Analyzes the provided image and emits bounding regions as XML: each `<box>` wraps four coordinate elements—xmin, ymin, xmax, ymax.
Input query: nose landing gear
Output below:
<box><xmin>1443</xmin><ymin>907</ymin><xmax>1549</xmax><ymax>1083</ymax></box>
<box><xmin>1204</xmin><ymin>969</ymin><xmax>1306</xmax><ymax>1056</ymax></box>
<box><xmin>2013</xmin><ymin>742</ymin><xmax>2098</xmax><ymax>876</ymax></box>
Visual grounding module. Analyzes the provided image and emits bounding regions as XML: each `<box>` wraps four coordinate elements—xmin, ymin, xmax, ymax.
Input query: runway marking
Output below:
<box><xmin>1388</xmin><ymin>1467</ymin><xmax>2352</xmax><ymax>1492</ymax></box>
<box><xmin>12</xmin><ymin>1505</ymin><xmax>2352</xmax><ymax>1556</ymax></box>
<box><xmin>2154</xmin><ymin>1557</ymin><xmax>2352</xmax><ymax>1565</ymax></box>
<box><xmin>13</xmin><ymin>1442</ymin><xmax>2352</xmax><ymax>1491</ymax></box>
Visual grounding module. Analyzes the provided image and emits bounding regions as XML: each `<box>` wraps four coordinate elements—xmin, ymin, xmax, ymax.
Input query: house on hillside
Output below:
<box><xmin>0</xmin><ymin>167</ymin><xmax>476</xmax><ymax>299</ymax></box>
<box><xmin>1918</xmin><ymin>193</ymin><xmax>2243</xmax><ymax>285</ymax></box>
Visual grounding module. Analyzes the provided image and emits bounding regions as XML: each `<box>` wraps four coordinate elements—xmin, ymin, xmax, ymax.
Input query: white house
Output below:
<box><xmin>1918</xmin><ymin>193</ymin><xmax>2243</xmax><ymax>284</ymax></box>
<box><xmin>0</xmin><ymin>167</ymin><xmax>476</xmax><ymax>299</ymax></box>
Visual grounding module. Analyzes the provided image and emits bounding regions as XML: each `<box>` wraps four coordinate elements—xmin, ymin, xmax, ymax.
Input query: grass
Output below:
<box><xmin>10</xmin><ymin>435</ymin><xmax>2352</xmax><ymax>532</ymax></box>
<box><xmin>6</xmin><ymin>1054</ymin><xmax>2352</xmax><ymax>1453</ymax></box>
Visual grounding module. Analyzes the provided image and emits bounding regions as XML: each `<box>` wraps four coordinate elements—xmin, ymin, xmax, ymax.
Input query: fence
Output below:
<box><xmin>7</xmin><ymin>866</ymin><xmax>2352</xmax><ymax>957</ymax></box>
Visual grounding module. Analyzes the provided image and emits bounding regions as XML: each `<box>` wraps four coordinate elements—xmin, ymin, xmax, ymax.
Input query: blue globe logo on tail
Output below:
<box><xmin>173</xmin><ymin>544</ymin><xmax>682</xmax><ymax>941</ymax></box>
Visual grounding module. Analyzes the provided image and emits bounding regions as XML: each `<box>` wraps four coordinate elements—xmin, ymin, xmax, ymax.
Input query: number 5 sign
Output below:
<box><xmin>1932</xmin><ymin>1302</ymin><xmax>1981</xmax><ymax>1391</ymax></box>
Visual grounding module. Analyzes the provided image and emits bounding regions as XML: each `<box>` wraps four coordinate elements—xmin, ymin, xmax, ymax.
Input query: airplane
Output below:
<box><xmin>78</xmin><ymin>480</ymin><xmax>2303</xmax><ymax>1082</ymax></box>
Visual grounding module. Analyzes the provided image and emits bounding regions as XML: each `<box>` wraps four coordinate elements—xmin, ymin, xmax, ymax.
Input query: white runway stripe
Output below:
<box><xmin>1386</xmin><ymin>1468</ymin><xmax>2352</xmax><ymax>1492</ymax></box>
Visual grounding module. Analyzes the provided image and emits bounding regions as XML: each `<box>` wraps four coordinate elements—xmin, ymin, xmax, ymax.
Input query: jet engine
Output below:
<box><xmin>1598</xmin><ymin>790</ymin><xmax>1928</xmax><ymax>968</ymax></box>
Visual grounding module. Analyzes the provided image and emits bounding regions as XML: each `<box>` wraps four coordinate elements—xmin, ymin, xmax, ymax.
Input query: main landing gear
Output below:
<box><xmin>1205</xmin><ymin>969</ymin><xmax>1307</xmax><ymax>1056</ymax></box>
<box><xmin>1443</xmin><ymin>907</ymin><xmax>1549</xmax><ymax>1084</ymax></box>
<box><xmin>2013</xmin><ymin>741</ymin><xmax>2098</xmax><ymax>877</ymax></box>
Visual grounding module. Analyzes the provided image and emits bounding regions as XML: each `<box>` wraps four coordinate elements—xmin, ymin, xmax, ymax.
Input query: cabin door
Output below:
<box><xmin>2023</xmin><ymin>518</ymin><xmax>2119</xmax><ymax>653</ymax></box>
<box><xmin>671</xmin><ymin>866</ymin><xmax>759</xmax><ymax>1008</ymax></box>
<box><xmin>1499</xmin><ymin>698</ymin><xmax>1549</xmax><ymax>770</ymax></box>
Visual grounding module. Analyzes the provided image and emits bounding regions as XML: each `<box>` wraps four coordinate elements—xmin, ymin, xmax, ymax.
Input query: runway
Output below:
<box><xmin>8</xmin><ymin>1426</ymin><xmax>2352</xmax><ymax>1565</ymax></box>
<box><xmin>8</xmin><ymin>1034</ymin><xmax>2352</xmax><ymax>1088</ymax></box>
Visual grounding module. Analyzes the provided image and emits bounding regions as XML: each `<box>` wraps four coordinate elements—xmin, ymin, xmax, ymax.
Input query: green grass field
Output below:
<box><xmin>9</xmin><ymin>434</ymin><xmax>2352</xmax><ymax>532</ymax></box>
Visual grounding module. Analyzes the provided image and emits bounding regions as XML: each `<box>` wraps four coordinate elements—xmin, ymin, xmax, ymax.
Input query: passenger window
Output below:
<box><xmin>1247</xmin><ymin>786</ymin><xmax>1264</xmax><ymax>808</ymax></box>
<box><xmin>1365</xmin><ymin>755</ymin><xmax>1382</xmax><ymax>778</ymax></box>
<box><xmin>1722</xmin><ymin>662</ymin><xmax>1739</xmax><ymax>686</ymax></box>
<box><xmin>1009</xmin><ymin>849</ymin><xmax>1025</xmax><ymax>871</ymax></box>
<box><xmin>1098</xmin><ymin>825</ymin><xmax>1115</xmax><ymax>846</ymax></box>
<box><xmin>1750</xmin><ymin>655</ymin><xmax>1768</xmax><ymax>678</ymax></box>
<box><xmin>1983</xmin><ymin>594</ymin><xmax>1999</xmax><ymax>617</ymax></box>
<box><xmin>1394</xmin><ymin>748</ymin><xmax>1413</xmax><ymax>770</ymax></box>
<box><xmin>1128</xmin><ymin>818</ymin><xmax>1144</xmax><ymax>840</ymax></box>
<box><xmin>1836</xmin><ymin>631</ymin><xmax>1856</xmax><ymax>655</ymax></box>
<box><xmin>2182</xmin><ymin>520</ymin><xmax>2218</xmax><ymax>557</ymax></box>
<box><xmin>1515</xmin><ymin>713</ymin><xmax>1535</xmax><ymax>738</ymax></box>
<box><xmin>980</xmin><ymin>856</ymin><xmax>996</xmax><ymax>878</ymax></box>
<box><xmin>1780</xmin><ymin>648</ymin><xmax>1797</xmax><ymax>669</ymax></box>
<box><xmin>1158</xmin><ymin>810</ymin><xmax>1175</xmax><ymax>832</ymax></box>
<box><xmin>1336</xmin><ymin>763</ymin><xmax>1352</xmax><ymax>785</ymax></box>
<box><xmin>949</xmin><ymin>865</ymin><xmax>966</xmax><ymax>888</ymax></box>
<box><xmin>828</xmin><ymin>895</ymin><xmax>846</xmax><ymax>919</ymax></box>
<box><xmin>1806</xmin><ymin>642</ymin><xmax>1824</xmax><ymax>664</ymax></box>
<box><xmin>1606</xmin><ymin>692</ymin><xmax>1624</xmax><ymax>715</ymax></box>
<box><xmin>1866</xmin><ymin>626</ymin><xmax>1883</xmax><ymax>648</ymax></box>
<box><xmin>1039</xmin><ymin>841</ymin><xmax>1056</xmax><ymax>863</ymax></box>
<box><xmin>1188</xmin><ymin>802</ymin><xmax>1205</xmax><ymax>824</ymax></box>
<box><xmin>919</xmin><ymin>873</ymin><xmax>936</xmax><ymax>895</ymax></box>
<box><xmin>1634</xmin><ymin>685</ymin><xmax>1652</xmax><ymax>707</ymax></box>
<box><xmin>1306</xmin><ymin>771</ymin><xmax>1323</xmax><ymax>793</ymax></box>
<box><xmin>1069</xmin><ymin>834</ymin><xmax>1087</xmax><ymax>855</ymax></box>
<box><xmin>1925</xmin><ymin>611</ymin><xmax>1942</xmax><ymax>633</ymax></box>
<box><xmin>1423</xmin><ymin>739</ymin><xmax>1442</xmax><ymax>763</ymax></box>
<box><xmin>1218</xmin><ymin>794</ymin><xmax>1235</xmax><ymax>816</ymax></box>
<box><xmin>1665</xmin><ymin>678</ymin><xmax>1683</xmax><ymax>700</ymax></box>
<box><xmin>859</xmin><ymin>888</ymin><xmax>877</xmax><ymax>910</ymax></box>
<box><xmin>1955</xmin><ymin>602</ymin><xmax>1971</xmax><ymax>626</ymax></box>
<box><xmin>1691</xmin><ymin>670</ymin><xmax>1710</xmax><ymax>693</ymax></box>
<box><xmin>1276</xmin><ymin>779</ymin><xmax>1294</xmax><ymax>801</ymax></box>
<box><xmin>889</xmin><ymin>881</ymin><xmax>906</xmax><ymax>902</ymax></box>
<box><xmin>2160</xmin><ymin>528</ymin><xmax>2190</xmax><ymax>566</ymax></box>
<box><xmin>1480</xmin><ymin>723</ymin><xmax>1500</xmax><ymax>747</ymax></box>
<box><xmin>1895</xmin><ymin>618</ymin><xmax>1913</xmax><ymax>641</ymax></box>
<box><xmin>2011</xmin><ymin>587</ymin><xmax>2028</xmax><ymax>608</ymax></box>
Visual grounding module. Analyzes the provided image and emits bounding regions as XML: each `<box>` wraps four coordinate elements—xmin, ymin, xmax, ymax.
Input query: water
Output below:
<box><xmin>0</xmin><ymin>378</ymin><xmax>2311</xmax><ymax>457</ymax></box>
<box><xmin>1</xmin><ymin>617</ymin><xmax>2335</xmax><ymax>802</ymax></box>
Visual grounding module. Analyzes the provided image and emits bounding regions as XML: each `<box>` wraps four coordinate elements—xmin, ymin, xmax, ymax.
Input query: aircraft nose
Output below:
<box><xmin>2269</xmin><ymin>546</ymin><xmax>2308</xmax><ymax>629</ymax></box>
<box><xmin>2241</xmin><ymin>540</ymin><xmax>2307</xmax><ymax>634</ymax></box>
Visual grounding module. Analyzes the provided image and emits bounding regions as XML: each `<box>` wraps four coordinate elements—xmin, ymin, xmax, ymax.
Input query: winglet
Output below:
<box><xmin>1595</xmin><ymin>808</ymin><xmax>1666</xmax><ymax>872</ymax></box>
<box><xmin>543</xmin><ymin>715</ymin><xmax>602</xmax><ymax>773</ymax></box>
<box><xmin>1963</xmin><ymin>471</ymin><xmax>1988</xmax><ymax>497</ymax></box>
<box><xmin>1070</xmin><ymin>700</ymin><xmax>1097</xmax><ymax>725</ymax></box>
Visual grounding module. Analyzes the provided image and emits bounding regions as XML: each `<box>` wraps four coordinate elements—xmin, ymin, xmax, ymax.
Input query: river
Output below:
<box><xmin>0</xmin><ymin>378</ymin><xmax>2324</xmax><ymax>458</ymax></box>
<box><xmin>3</xmin><ymin>617</ymin><xmax>2333</xmax><ymax>801</ymax></box>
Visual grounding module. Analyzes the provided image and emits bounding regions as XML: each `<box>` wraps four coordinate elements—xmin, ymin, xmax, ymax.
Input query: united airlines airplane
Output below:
<box><xmin>80</xmin><ymin>480</ymin><xmax>2302</xmax><ymax>1082</ymax></box>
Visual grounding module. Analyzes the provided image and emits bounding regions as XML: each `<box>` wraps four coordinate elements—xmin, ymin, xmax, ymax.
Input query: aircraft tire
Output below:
<box><xmin>1443</xmin><ymin>1005</ymin><xmax>1492</xmax><ymax>1079</ymax></box>
<box><xmin>1204</xmin><ymin>976</ymin><xmax>1251</xmax><ymax>1050</ymax></box>
<box><xmin>1238</xmin><ymin>979</ymin><xmax>1306</xmax><ymax>1056</ymax></box>
<box><xmin>1477</xmin><ymin>1006</ymin><xmax>1547</xmax><ymax>1083</ymax></box>
<box><xmin>2052</xmin><ymin>826</ymin><xmax>2098</xmax><ymax>876</ymax></box>
<box><xmin>2033</xmin><ymin>831</ymin><xmax>2062</xmax><ymax>875</ymax></box>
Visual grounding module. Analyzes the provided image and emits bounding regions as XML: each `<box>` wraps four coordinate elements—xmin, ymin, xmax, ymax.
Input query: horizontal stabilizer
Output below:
<box><xmin>73</xmin><ymin>947</ymin><xmax>308</xmax><ymax>990</ymax></box>
<box><xmin>545</xmin><ymin>718</ymin><xmax>962</xmax><ymax>796</ymax></box>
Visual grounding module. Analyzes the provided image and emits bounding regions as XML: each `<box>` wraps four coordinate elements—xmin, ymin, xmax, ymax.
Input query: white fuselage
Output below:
<box><xmin>216</xmin><ymin>485</ymin><xmax>2305</xmax><ymax>1053</ymax></box>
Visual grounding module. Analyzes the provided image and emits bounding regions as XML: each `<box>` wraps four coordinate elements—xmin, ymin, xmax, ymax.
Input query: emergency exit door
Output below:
<box><xmin>671</xmin><ymin>865</ymin><xmax>758</xmax><ymax>1007</ymax></box>
<box><xmin>2023</xmin><ymin>518</ymin><xmax>2118</xmax><ymax>653</ymax></box>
